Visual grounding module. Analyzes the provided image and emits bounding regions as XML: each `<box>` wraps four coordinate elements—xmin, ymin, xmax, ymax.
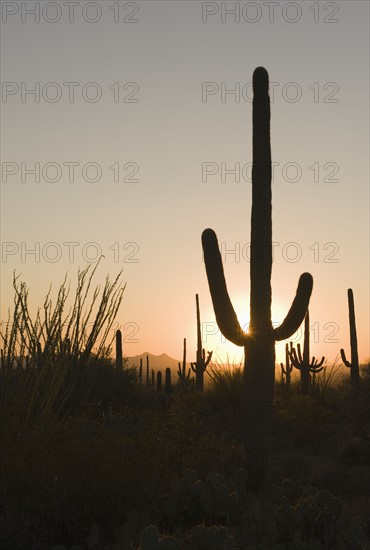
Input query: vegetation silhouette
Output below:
<box><xmin>190</xmin><ymin>294</ymin><xmax>213</xmax><ymax>392</ymax></box>
<box><xmin>289</xmin><ymin>310</ymin><xmax>326</xmax><ymax>395</ymax></box>
<box><xmin>340</xmin><ymin>288</ymin><xmax>360</xmax><ymax>389</ymax></box>
<box><xmin>201</xmin><ymin>67</ymin><xmax>313</xmax><ymax>479</ymax></box>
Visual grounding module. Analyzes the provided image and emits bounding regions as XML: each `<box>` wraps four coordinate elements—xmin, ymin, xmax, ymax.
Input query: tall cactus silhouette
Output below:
<box><xmin>340</xmin><ymin>288</ymin><xmax>359</xmax><ymax>389</ymax></box>
<box><xmin>116</xmin><ymin>330</ymin><xmax>123</xmax><ymax>369</ymax></box>
<box><xmin>201</xmin><ymin>67</ymin><xmax>313</xmax><ymax>477</ymax></box>
<box><xmin>165</xmin><ymin>367</ymin><xmax>172</xmax><ymax>395</ymax></box>
<box><xmin>191</xmin><ymin>294</ymin><xmax>213</xmax><ymax>391</ymax></box>
<box><xmin>178</xmin><ymin>337</ymin><xmax>190</xmax><ymax>388</ymax></box>
<box><xmin>288</xmin><ymin>310</ymin><xmax>325</xmax><ymax>395</ymax></box>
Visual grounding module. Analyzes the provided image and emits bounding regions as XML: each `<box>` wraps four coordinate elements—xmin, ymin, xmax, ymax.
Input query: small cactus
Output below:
<box><xmin>157</xmin><ymin>371</ymin><xmax>162</xmax><ymax>393</ymax></box>
<box><xmin>280</xmin><ymin>342</ymin><xmax>293</xmax><ymax>390</ymax></box>
<box><xmin>289</xmin><ymin>310</ymin><xmax>325</xmax><ymax>395</ymax></box>
<box><xmin>139</xmin><ymin>357</ymin><xmax>143</xmax><ymax>383</ymax></box>
<box><xmin>190</xmin><ymin>293</ymin><xmax>213</xmax><ymax>391</ymax></box>
<box><xmin>165</xmin><ymin>367</ymin><xmax>172</xmax><ymax>395</ymax></box>
<box><xmin>146</xmin><ymin>355</ymin><xmax>150</xmax><ymax>385</ymax></box>
<box><xmin>177</xmin><ymin>338</ymin><xmax>190</xmax><ymax>388</ymax></box>
<box><xmin>340</xmin><ymin>288</ymin><xmax>360</xmax><ymax>389</ymax></box>
<box><xmin>116</xmin><ymin>329</ymin><xmax>123</xmax><ymax>369</ymax></box>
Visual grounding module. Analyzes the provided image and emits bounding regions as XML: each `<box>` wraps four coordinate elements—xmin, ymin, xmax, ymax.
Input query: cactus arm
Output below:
<box><xmin>190</xmin><ymin>362</ymin><xmax>197</xmax><ymax>373</ymax></box>
<box><xmin>296</xmin><ymin>343</ymin><xmax>303</xmax><ymax>364</ymax></box>
<box><xmin>204</xmin><ymin>350</ymin><xmax>213</xmax><ymax>366</ymax></box>
<box><xmin>310</xmin><ymin>365</ymin><xmax>325</xmax><ymax>373</ymax></box>
<box><xmin>201</xmin><ymin>228</ymin><xmax>250</xmax><ymax>346</ymax></box>
<box><xmin>274</xmin><ymin>274</ymin><xmax>313</xmax><ymax>341</ymax></box>
<box><xmin>288</xmin><ymin>346</ymin><xmax>301</xmax><ymax>369</ymax></box>
<box><xmin>348</xmin><ymin>289</ymin><xmax>359</xmax><ymax>366</ymax></box>
<box><xmin>340</xmin><ymin>348</ymin><xmax>351</xmax><ymax>368</ymax></box>
<box><xmin>281</xmin><ymin>363</ymin><xmax>287</xmax><ymax>375</ymax></box>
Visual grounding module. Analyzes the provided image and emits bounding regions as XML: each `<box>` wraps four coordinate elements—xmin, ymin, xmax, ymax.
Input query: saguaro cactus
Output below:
<box><xmin>280</xmin><ymin>343</ymin><xmax>293</xmax><ymax>390</ymax></box>
<box><xmin>157</xmin><ymin>371</ymin><xmax>162</xmax><ymax>393</ymax></box>
<box><xmin>165</xmin><ymin>367</ymin><xmax>172</xmax><ymax>395</ymax></box>
<box><xmin>289</xmin><ymin>310</ymin><xmax>325</xmax><ymax>395</ymax></box>
<box><xmin>340</xmin><ymin>288</ymin><xmax>360</xmax><ymax>389</ymax></box>
<box><xmin>116</xmin><ymin>330</ymin><xmax>123</xmax><ymax>369</ymax></box>
<box><xmin>191</xmin><ymin>293</ymin><xmax>213</xmax><ymax>391</ymax></box>
<box><xmin>139</xmin><ymin>357</ymin><xmax>143</xmax><ymax>383</ymax></box>
<box><xmin>201</xmin><ymin>67</ymin><xmax>313</xmax><ymax>477</ymax></box>
<box><xmin>146</xmin><ymin>355</ymin><xmax>150</xmax><ymax>385</ymax></box>
<box><xmin>178</xmin><ymin>337</ymin><xmax>190</xmax><ymax>388</ymax></box>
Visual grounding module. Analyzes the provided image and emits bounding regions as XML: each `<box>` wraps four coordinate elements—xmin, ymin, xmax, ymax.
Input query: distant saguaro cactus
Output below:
<box><xmin>178</xmin><ymin>337</ymin><xmax>190</xmax><ymax>388</ymax></box>
<box><xmin>280</xmin><ymin>342</ymin><xmax>293</xmax><ymax>390</ymax></box>
<box><xmin>116</xmin><ymin>330</ymin><xmax>123</xmax><ymax>369</ymax></box>
<box><xmin>340</xmin><ymin>288</ymin><xmax>360</xmax><ymax>389</ymax></box>
<box><xmin>139</xmin><ymin>357</ymin><xmax>143</xmax><ymax>383</ymax></box>
<box><xmin>201</xmin><ymin>67</ymin><xmax>313</xmax><ymax>478</ymax></box>
<box><xmin>146</xmin><ymin>355</ymin><xmax>150</xmax><ymax>385</ymax></box>
<box><xmin>156</xmin><ymin>371</ymin><xmax>162</xmax><ymax>393</ymax></box>
<box><xmin>165</xmin><ymin>367</ymin><xmax>172</xmax><ymax>395</ymax></box>
<box><xmin>191</xmin><ymin>294</ymin><xmax>213</xmax><ymax>391</ymax></box>
<box><xmin>289</xmin><ymin>310</ymin><xmax>325</xmax><ymax>395</ymax></box>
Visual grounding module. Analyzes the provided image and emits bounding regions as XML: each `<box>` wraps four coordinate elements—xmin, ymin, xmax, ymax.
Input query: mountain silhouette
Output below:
<box><xmin>126</xmin><ymin>352</ymin><xmax>191</xmax><ymax>376</ymax></box>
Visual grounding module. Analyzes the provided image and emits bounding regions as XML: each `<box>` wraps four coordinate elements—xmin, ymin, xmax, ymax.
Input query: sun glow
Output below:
<box><xmin>198</xmin><ymin>295</ymin><xmax>298</xmax><ymax>369</ymax></box>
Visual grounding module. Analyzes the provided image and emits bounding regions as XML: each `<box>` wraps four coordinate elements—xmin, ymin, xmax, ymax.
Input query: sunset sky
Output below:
<box><xmin>1</xmin><ymin>1</ymin><xmax>369</xmax><ymax>367</ymax></box>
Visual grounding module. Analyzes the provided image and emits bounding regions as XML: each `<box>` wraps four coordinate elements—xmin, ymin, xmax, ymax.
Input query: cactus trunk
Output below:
<box><xmin>146</xmin><ymin>355</ymin><xmax>149</xmax><ymax>385</ymax></box>
<box><xmin>139</xmin><ymin>357</ymin><xmax>143</xmax><ymax>383</ymax></box>
<box><xmin>165</xmin><ymin>367</ymin><xmax>172</xmax><ymax>395</ymax></box>
<box><xmin>301</xmin><ymin>313</ymin><xmax>311</xmax><ymax>395</ymax></box>
<box><xmin>340</xmin><ymin>288</ymin><xmax>360</xmax><ymax>389</ymax></box>
<box><xmin>157</xmin><ymin>371</ymin><xmax>162</xmax><ymax>393</ymax></box>
<box><xmin>191</xmin><ymin>294</ymin><xmax>212</xmax><ymax>391</ymax></box>
<box><xmin>116</xmin><ymin>330</ymin><xmax>123</xmax><ymax>369</ymax></box>
<box><xmin>201</xmin><ymin>67</ymin><xmax>313</xmax><ymax>480</ymax></box>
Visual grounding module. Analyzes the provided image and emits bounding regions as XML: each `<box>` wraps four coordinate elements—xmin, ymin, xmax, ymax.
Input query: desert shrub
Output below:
<box><xmin>207</xmin><ymin>359</ymin><xmax>244</xmax><ymax>410</ymax></box>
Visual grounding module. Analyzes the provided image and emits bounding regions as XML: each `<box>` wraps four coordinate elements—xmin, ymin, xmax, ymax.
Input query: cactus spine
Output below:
<box><xmin>178</xmin><ymin>337</ymin><xmax>190</xmax><ymax>388</ymax></box>
<box><xmin>280</xmin><ymin>343</ymin><xmax>293</xmax><ymax>390</ymax></box>
<box><xmin>201</xmin><ymin>67</ymin><xmax>313</xmax><ymax>477</ymax></box>
<box><xmin>116</xmin><ymin>329</ymin><xmax>123</xmax><ymax>369</ymax></box>
<box><xmin>288</xmin><ymin>310</ymin><xmax>325</xmax><ymax>395</ymax></box>
<box><xmin>340</xmin><ymin>288</ymin><xmax>360</xmax><ymax>389</ymax></box>
<box><xmin>190</xmin><ymin>293</ymin><xmax>213</xmax><ymax>391</ymax></box>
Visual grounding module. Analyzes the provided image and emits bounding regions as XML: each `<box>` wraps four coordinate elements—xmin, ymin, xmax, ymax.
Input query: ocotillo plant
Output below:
<box><xmin>340</xmin><ymin>288</ymin><xmax>360</xmax><ymax>389</ymax></box>
<box><xmin>201</xmin><ymin>67</ymin><xmax>313</xmax><ymax>478</ymax></box>
<box><xmin>191</xmin><ymin>293</ymin><xmax>213</xmax><ymax>391</ymax></box>
<box><xmin>116</xmin><ymin>330</ymin><xmax>123</xmax><ymax>369</ymax></box>
<box><xmin>178</xmin><ymin>337</ymin><xmax>190</xmax><ymax>388</ymax></box>
<box><xmin>165</xmin><ymin>367</ymin><xmax>172</xmax><ymax>395</ymax></box>
<box><xmin>288</xmin><ymin>310</ymin><xmax>325</xmax><ymax>395</ymax></box>
<box><xmin>280</xmin><ymin>342</ymin><xmax>293</xmax><ymax>390</ymax></box>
